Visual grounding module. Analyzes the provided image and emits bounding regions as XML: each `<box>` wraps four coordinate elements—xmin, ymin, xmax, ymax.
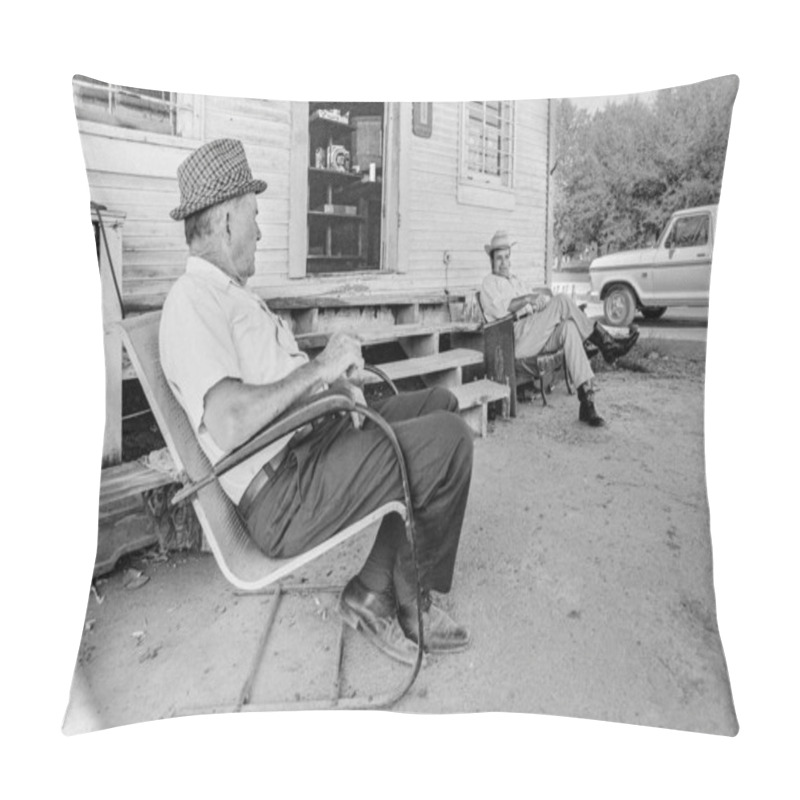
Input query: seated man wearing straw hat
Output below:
<box><xmin>481</xmin><ymin>230</ymin><xmax>639</xmax><ymax>427</ymax></box>
<box><xmin>159</xmin><ymin>139</ymin><xmax>473</xmax><ymax>665</ymax></box>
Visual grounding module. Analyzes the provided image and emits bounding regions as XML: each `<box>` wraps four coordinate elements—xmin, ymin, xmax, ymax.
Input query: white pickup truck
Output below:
<box><xmin>588</xmin><ymin>204</ymin><xmax>717</xmax><ymax>326</ymax></box>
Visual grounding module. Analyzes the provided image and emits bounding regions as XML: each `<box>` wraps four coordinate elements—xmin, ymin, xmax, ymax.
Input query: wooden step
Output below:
<box><xmin>122</xmin><ymin>321</ymin><xmax>483</xmax><ymax>380</ymax></box>
<box><xmin>100</xmin><ymin>455</ymin><xmax>178</xmax><ymax>511</ymax></box>
<box><xmin>448</xmin><ymin>379</ymin><xmax>511</xmax><ymax>437</ymax></box>
<box><xmin>295</xmin><ymin>321</ymin><xmax>481</xmax><ymax>351</ymax></box>
<box><xmin>362</xmin><ymin>348</ymin><xmax>484</xmax><ymax>389</ymax></box>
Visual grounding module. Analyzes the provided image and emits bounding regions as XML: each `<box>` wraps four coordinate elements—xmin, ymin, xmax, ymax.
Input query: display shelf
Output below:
<box><xmin>308</xmin><ymin>167</ymin><xmax>363</xmax><ymax>183</ymax></box>
<box><xmin>308</xmin><ymin>210</ymin><xmax>364</xmax><ymax>220</ymax></box>
<box><xmin>309</xmin><ymin>115</ymin><xmax>354</xmax><ymax>135</ymax></box>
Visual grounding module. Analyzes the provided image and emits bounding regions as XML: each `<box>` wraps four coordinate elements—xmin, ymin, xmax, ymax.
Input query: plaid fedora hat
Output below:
<box><xmin>484</xmin><ymin>230</ymin><xmax>517</xmax><ymax>255</ymax></box>
<box><xmin>170</xmin><ymin>139</ymin><xmax>267</xmax><ymax>220</ymax></box>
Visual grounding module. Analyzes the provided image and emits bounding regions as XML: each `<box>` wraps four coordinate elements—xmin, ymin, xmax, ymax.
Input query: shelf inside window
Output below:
<box><xmin>308</xmin><ymin>210</ymin><xmax>364</xmax><ymax>221</ymax></box>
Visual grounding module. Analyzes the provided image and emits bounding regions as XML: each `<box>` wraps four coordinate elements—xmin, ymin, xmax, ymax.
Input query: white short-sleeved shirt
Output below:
<box><xmin>480</xmin><ymin>273</ymin><xmax>530</xmax><ymax>322</ymax></box>
<box><xmin>160</xmin><ymin>256</ymin><xmax>310</xmax><ymax>504</ymax></box>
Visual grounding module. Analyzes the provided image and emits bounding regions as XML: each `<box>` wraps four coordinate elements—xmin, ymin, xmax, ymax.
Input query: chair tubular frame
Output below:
<box><xmin>118</xmin><ymin>313</ymin><xmax>425</xmax><ymax>714</ymax></box>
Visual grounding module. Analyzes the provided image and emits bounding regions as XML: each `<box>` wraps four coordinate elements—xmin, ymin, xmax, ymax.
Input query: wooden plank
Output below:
<box><xmin>289</xmin><ymin>101</ymin><xmax>309</xmax><ymax>278</ymax></box>
<box><xmin>96</xmin><ymin>209</ymin><xmax>125</xmax><ymax>466</ymax></box>
<box><xmin>459</xmin><ymin>405</ymin><xmax>487</xmax><ymax>438</ymax></box>
<box><xmin>361</xmin><ymin>348</ymin><xmax>483</xmax><ymax>384</ymax></box>
<box><xmin>294</xmin><ymin>321</ymin><xmax>481</xmax><ymax>350</ymax></box>
<box><xmin>100</xmin><ymin>461</ymin><xmax>177</xmax><ymax>508</ymax></box>
<box><xmin>398</xmin><ymin>332</ymin><xmax>437</xmax><ymax>359</ymax></box>
<box><xmin>449</xmin><ymin>379</ymin><xmax>511</xmax><ymax>439</ymax></box>
<box><xmin>449</xmin><ymin>378</ymin><xmax>510</xmax><ymax>409</ymax></box>
<box><xmin>264</xmin><ymin>291</ymin><xmax>456</xmax><ymax>310</ymax></box>
<box><xmin>80</xmin><ymin>133</ymin><xmax>192</xmax><ymax>179</ymax></box>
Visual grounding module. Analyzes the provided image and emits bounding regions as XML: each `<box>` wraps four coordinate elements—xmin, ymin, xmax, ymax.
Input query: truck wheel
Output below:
<box><xmin>641</xmin><ymin>306</ymin><xmax>667</xmax><ymax>320</ymax></box>
<box><xmin>603</xmin><ymin>286</ymin><xmax>636</xmax><ymax>327</ymax></box>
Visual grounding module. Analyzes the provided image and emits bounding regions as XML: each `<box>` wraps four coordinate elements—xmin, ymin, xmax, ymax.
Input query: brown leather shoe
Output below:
<box><xmin>588</xmin><ymin>322</ymin><xmax>640</xmax><ymax>364</ymax></box>
<box><xmin>398</xmin><ymin>592</ymin><xmax>471</xmax><ymax>654</ymax></box>
<box><xmin>338</xmin><ymin>577</ymin><xmax>420</xmax><ymax>665</ymax></box>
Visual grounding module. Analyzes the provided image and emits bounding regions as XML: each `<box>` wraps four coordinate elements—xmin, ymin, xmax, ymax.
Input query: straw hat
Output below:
<box><xmin>170</xmin><ymin>139</ymin><xmax>267</xmax><ymax>221</ymax></box>
<box><xmin>484</xmin><ymin>230</ymin><xmax>516</xmax><ymax>255</ymax></box>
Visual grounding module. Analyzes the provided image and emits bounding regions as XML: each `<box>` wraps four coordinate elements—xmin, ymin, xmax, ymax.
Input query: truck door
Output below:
<box><xmin>651</xmin><ymin>211</ymin><xmax>713</xmax><ymax>304</ymax></box>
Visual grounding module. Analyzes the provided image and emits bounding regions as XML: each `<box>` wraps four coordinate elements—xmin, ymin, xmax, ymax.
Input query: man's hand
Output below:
<box><xmin>527</xmin><ymin>292</ymin><xmax>550</xmax><ymax>314</ymax></box>
<box><xmin>531</xmin><ymin>294</ymin><xmax>550</xmax><ymax>313</ymax></box>
<box><xmin>316</xmin><ymin>332</ymin><xmax>364</xmax><ymax>385</ymax></box>
<box><xmin>331</xmin><ymin>378</ymin><xmax>367</xmax><ymax>430</ymax></box>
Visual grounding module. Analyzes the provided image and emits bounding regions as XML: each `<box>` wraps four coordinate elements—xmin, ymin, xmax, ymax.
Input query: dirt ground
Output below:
<box><xmin>64</xmin><ymin>337</ymin><xmax>738</xmax><ymax>736</ymax></box>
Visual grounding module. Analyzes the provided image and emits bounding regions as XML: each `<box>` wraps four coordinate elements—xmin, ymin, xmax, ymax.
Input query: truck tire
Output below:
<box><xmin>641</xmin><ymin>306</ymin><xmax>667</xmax><ymax>320</ymax></box>
<box><xmin>603</xmin><ymin>285</ymin><xmax>636</xmax><ymax>327</ymax></box>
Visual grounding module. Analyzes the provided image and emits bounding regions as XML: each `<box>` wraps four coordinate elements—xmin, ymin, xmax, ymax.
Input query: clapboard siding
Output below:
<box><xmin>78</xmin><ymin>97</ymin><xmax>295</xmax><ymax>306</ymax></box>
<box><xmin>78</xmin><ymin>97</ymin><xmax>551</xmax><ymax>307</ymax></box>
<box><xmin>404</xmin><ymin>100</ymin><xmax>550</xmax><ymax>293</ymax></box>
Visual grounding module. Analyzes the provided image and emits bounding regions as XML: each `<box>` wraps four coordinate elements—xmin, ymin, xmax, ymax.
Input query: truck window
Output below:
<box><xmin>666</xmin><ymin>215</ymin><xmax>709</xmax><ymax>248</ymax></box>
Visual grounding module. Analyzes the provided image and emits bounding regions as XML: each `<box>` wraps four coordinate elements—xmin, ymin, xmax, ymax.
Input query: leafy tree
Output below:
<box><xmin>553</xmin><ymin>75</ymin><xmax>738</xmax><ymax>261</ymax></box>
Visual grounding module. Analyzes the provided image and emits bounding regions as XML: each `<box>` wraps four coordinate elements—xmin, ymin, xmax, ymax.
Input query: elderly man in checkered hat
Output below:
<box><xmin>160</xmin><ymin>139</ymin><xmax>473</xmax><ymax>664</ymax></box>
<box><xmin>481</xmin><ymin>230</ymin><xmax>639</xmax><ymax>427</ymax></box>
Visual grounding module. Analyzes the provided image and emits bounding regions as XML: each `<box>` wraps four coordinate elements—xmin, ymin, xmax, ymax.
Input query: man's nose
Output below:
<box><xmin>256</xmin><ymin>224</ymin><xmax>262</xmax><ymax>241</ymax></box>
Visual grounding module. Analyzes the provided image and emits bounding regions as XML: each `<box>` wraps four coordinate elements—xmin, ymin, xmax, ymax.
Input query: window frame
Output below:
<box><xmin>457</xmin><ymin>100</ymin><xmax>516</xmax><ymax>209</ymax></box>
<box><xmin>73</xmin><ymin>76</ymin><xmax>200</xmax><ymax>139</ymax></box>
<box><xmin>663</xmin><ymin>213</ymin><xmax>711</xmax><ymax>249</ymax></box>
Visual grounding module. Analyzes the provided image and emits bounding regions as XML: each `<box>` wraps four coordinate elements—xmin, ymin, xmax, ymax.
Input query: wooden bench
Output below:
<box><xmin>357</xmin><ymin>347</ymin><xmax>509</xmax><ymax>437</ymax></box>
<box><xmin>448</xmin><ymin>379</ymin><xmax>510</xmax><ymax>437</ymax></box>
<box><xmin>97</xmin><ymin>457</ymin><xmax>180</xmax><ymax>576</ymax></box>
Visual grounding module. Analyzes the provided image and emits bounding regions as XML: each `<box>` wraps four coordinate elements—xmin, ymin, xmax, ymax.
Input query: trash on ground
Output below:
<box><xmin>124</xmin><ymin>568</ymin><xmax>150</xmax><ymax>590</ymax></box>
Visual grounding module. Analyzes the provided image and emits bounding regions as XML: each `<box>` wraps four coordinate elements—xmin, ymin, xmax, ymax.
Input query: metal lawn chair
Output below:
<box><xmin>118</xmin><ymin>311</ymin><xmax>424</xmax><ymax>715</ymax></box>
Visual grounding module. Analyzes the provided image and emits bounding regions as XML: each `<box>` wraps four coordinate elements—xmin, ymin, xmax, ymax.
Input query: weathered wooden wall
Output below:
<box><xmin>77</xmin><ymin>98</ymin><xmax>551</xmax><ymax>310</ymax></box>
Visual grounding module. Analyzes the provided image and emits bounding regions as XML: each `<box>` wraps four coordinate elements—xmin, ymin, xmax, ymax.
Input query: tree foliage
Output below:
<box><xmin>553</xmin><ymin>76</ymin><xmax>738</xmax><ymax>259</ymax></box>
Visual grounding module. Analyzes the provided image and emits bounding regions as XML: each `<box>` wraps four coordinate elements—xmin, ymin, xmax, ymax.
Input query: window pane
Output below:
<box><xmin>73</xmin><ymin>76</ymin><xmax>177</xmax><ymax>135</ymax></box>
<box><xmin>673</xmin><ymin>216</ymin><xmax>708</xmax><ymax>247</ymax></box>
<box><xmin>464</xmin><ymin>101</ymin><xmax>513</xmax><ymax>186</ymax></box>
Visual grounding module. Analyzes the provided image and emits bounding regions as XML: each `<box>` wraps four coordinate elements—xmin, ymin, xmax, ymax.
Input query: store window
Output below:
<box><xmin>306</xmin><ymin>102</ymin><xmax>385</xmax><ymax>274</ymax></box>
<box><xmin>73</xmin><ymin>75</ymin><xmax>183</xmax><ymax>136</ymax></box>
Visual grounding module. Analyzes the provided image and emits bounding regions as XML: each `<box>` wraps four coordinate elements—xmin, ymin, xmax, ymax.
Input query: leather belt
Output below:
<box><xmin>237</xmin><ymin>418</ymin><xmax>326</xmax><ymax>519</ymax></box>
<box><xmin>238</xmin><ymin>446</ymin><xmax>291</xmax><ymax>519</ymax></box>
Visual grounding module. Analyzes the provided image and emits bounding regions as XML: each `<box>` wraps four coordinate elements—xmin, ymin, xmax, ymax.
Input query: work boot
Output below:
<box><xmin>398</xmin><ymin>591</ymin><xmax>471</xmax><ymax>654</ymax></box>
<box><xmin>588</xmin><ymin>322</ymin><xmax>640</xmax><ymax>364</ymax></box>
<box><xmin>338</xmin><ymin>576</ymin><xmax>419</xmax><ymax>665</ymax></box>
<box><xmin>577</xmin><ymin>382</ymin><xmax>605</xmax><ymax>427</ymax></box>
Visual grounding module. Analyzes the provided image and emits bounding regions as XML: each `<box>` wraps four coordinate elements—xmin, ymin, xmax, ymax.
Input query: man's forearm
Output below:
<box><xmin>508</xmin><ymin>296</ymin><xmax>532</xmax><ymax>314</ymax></box>
<box><xmin>203</xmin><ymin>360</ymin><xmax>327</xmax><ymax>452</ymax></box>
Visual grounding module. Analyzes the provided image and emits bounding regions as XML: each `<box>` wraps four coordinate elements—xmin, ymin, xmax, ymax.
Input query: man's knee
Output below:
<box><xmin>564</xmin><ymin>318</ymin><xmax>582</xmax><ymax>341</ymax></box>
<box><xmin>430</xmin><ymin>409</ymin><xmax>474</xmax><ymax>468</ymax></box>
<box><xmin>427</xmin><ymin>386</ymin><xmax>460</xmax><ymax>414</ymax></box>
<box><xmin>554</xmin><ymin>293</ymin><xmax>574</xmax><ymax>313</ymax></box>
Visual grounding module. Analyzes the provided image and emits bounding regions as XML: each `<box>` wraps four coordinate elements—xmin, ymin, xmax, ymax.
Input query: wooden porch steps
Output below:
<box><xmin>448</xmin><ymin>379</ymin><xmax>511</xmax><ymax>437</ymax></box>
<box><xmin>100</xmin><ymin>459</ymin><xmax>177</xmax><ymax>514</ymax></box>
<box><xmin>97</xmin><ymin>457</ymin><xmax>179</xmax><ymax>577</ymax></box>
<box><xmin>361</xmin><ymin>347</ymin><xmax>484</xmax><ymax>388</ymax></box>
<box><xmin>294</xmin><ymin>321</ymin><xmax>481</xmax><ymax>351</ymax></box>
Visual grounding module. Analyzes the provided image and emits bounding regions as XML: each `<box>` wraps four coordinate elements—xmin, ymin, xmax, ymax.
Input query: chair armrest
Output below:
<box><xmin>481</xmin><ymin>312</ymin><xmax>516</xmax><ymax>332</ymax></box>
<box><xmin>362</xmin><ymin>363</ymin><xmax>399</xmax><ymax>395</ymax></box>
<box><xmin>215</xmin><ymin>388</ymin><xmax>355</xmax><ymax>477</ymax></box>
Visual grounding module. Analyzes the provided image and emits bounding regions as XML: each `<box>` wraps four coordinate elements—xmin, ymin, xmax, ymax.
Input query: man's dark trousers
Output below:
<box><xmin>243</xmin><ymin>387</ymin><xmax>473</xmax><ymax>600</ymax></box>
